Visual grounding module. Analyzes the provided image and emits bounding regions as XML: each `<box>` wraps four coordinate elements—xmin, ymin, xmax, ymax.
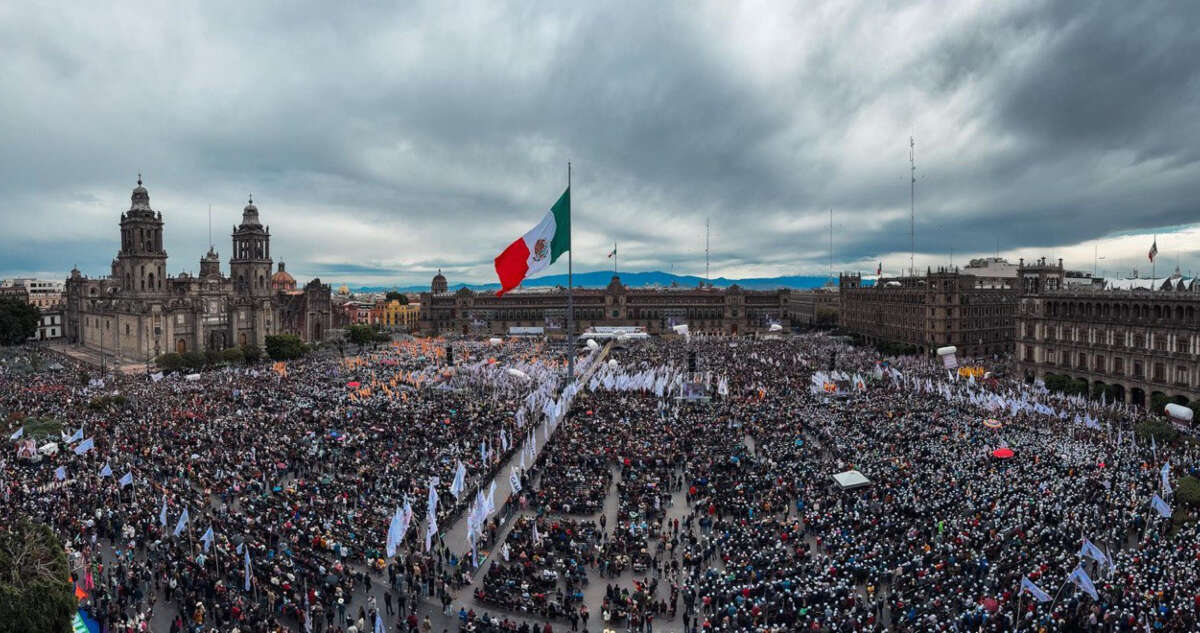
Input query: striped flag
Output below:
<box><xmin>1149</xmin><ymin>237</ymin><xmax>1158</xmax><ymax>261</ymax></box>
<box><xmin>608</xmin><ymin>243</ymin><xmax>617</xmax><ymax>258</ymax></box>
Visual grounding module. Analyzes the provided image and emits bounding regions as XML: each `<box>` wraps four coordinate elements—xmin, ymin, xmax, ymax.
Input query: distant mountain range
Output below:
<box><xmin>351</xmin><ymin>270</ymin><xmax>854</xmax><ymax>294</ymax></box>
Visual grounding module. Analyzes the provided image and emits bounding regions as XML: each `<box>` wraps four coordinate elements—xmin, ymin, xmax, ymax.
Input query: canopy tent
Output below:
<box><xmin>831</xmin><ymin>469</ymin><xmax>872</xmax><ymax>491</ymax></box>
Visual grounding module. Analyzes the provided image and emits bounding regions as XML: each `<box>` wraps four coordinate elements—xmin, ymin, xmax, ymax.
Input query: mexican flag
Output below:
<box><xmin>493</xmin><ymin>188</ymin><xmax>570</xmax><ymax>295</ymax></box>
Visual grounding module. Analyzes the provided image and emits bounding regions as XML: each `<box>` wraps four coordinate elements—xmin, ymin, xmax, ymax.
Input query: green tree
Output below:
<box><xmin>1178</xmin><ymin>476</ymin><xmax>1200</xmax><ymax>510</ymax></box>
<box><xmin>385</xmin><ymin>291</ymin><xmax>408</xmax><ymax>304</ymax></box>
<box><xmin>222</xmin><ymin>347</ymin><xmax>245</xmax><ymax>364</ymax></box>
<box><xmin>0</xmin><ymin>519</ymin><xmax>75</xmax><ymax>633</ymax></box>
<box><xmin>241</xmin><ymin>343</ymin><xmax>263</xmax><ymax>364</ymax></box>
<box><xmin>346</xmin><ymin>324</ymin><xmax>375</xmax><ymax>349</ymax></box>
<box><xmin>0</xmin><ymin>298</ymin><xmax>39</xmax><ymax>346</ymax></box>
<box><xmin>204</xmin><ymin>349</ymin><xmax>224</xmax><ymax>367</ymax></box>
<box><xmin>1150</xmin><ymin>393</ymin><xmax>1171</xmax><ymax>417</ymax></box>
<box><xmin>155</xmin><ymin>353</ymin><xmax>184</xmax><ymax>372</ymax></box>
<box><xmin>181</xmin><ymin>351</ymin><xmax>205</xmax><ymax>371</ymax></box>
<box><xmin>265</xmin><ymin>334</ymin><xmax>305</xmax><ymax>360</ymax></box>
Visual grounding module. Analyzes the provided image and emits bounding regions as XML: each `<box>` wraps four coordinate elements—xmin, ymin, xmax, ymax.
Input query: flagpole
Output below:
<box><xmin>567</xmin><ymin>161</ymin><xmax>575</xmax><ymax>382</ymax></box>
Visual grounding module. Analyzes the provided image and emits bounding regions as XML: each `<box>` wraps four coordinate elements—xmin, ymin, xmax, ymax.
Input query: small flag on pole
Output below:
<box><xmin>173</xmin><ymin>508</ymin><xmax>190</xmax><ymax>537</ymax></box>
<box><xmin>200</xmin><ymin>526</ymin><xmax>215</xmax><ymax>552</ymax></box>
<box><xmin>608</xmin><ymin>243</ymin><xmax>617</xmax><ymax>259</ymax></box>
<box><xmin>1020</xmin><ymin>576</ymin><xmax>1051</xmax><ymax>603</ymax></box>
<box><xmin>1068</xmin><ymin>565</ymin><xmax>1098</xmax><ymax>601</ymax></box>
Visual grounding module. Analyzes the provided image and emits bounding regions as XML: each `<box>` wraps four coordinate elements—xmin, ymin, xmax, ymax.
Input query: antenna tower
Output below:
<box><xmin>705</xmin><ymin>217</ymin><xmax>710</xmax><ymax>285</ymax></box>
<box><xmin>909</xmin><ymin>136</ymin><xmax>916</xmax><ymax>276</ymax></box>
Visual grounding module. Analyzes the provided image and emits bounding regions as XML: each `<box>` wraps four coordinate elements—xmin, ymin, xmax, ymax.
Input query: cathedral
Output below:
<box><xmin>64</xmin><ymin>177</ymin><xmax>332</xmax><ymax>362</ymax></box>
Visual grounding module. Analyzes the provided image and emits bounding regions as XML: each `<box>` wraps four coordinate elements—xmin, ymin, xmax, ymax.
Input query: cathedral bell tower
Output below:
<box><xmin>229</xmin><ymin>195</ymin><xmax>272</xmax><ymax>297</ymax></box>
<box><xmin>116</xmin><ymin>175</ymin><xmax>167</xmax><ymax>295</ymax></box>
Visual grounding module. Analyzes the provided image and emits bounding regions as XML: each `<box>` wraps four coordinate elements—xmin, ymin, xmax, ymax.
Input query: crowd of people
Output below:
<box><xmin>3</xmin><ymin>330</ymin><xmax>1200</xmax><ymax>633</ymax></box>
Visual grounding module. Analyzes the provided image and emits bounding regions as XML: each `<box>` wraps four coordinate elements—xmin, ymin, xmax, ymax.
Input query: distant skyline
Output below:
<box><xmin>1</xmin><ymin>1</ymin><xmax>1198</xmax><ymax>287</ymax></box>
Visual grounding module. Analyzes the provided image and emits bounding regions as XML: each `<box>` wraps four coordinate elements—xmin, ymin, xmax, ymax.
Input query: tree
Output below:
<box><xmin>1178</xmin><ymin>476</ymin><xmax>1200</xmax><ymax>510</ymax></box>
<box><xmin>204</xmin><ymin>349</ymin><xmax>224</xmax><ymax>367</ymax></box>
<box><xmin>0</xmin><ymin>298</ymin><xmax>39</xmax><ymax>346</ymax></box>
<box><xmin>155</xmin><ymin>353</ymin><xmax>184</xmax><ymax>372</ymax></box>
<box><xmin>346</xmin><ymin>324</ymin><xmax>375</xmax><ymax>349</ymax></box>
<box><xmin>181</xmin><ymin>351</ymin><xmax>205</xmax><ymax>371</ymax></box>
<box><xmin>0</xmin><ymin>519</ymin><xmax>75</xmax><ymax>633</ymax></box>
<box><xmin>385</xmin><ymin>291</ymin><xmax>408</xmax><ymax>304</ymax></box>
<box><xmin>222</xmin><ymin>347</ymin><xmax>245</xmax><ymax>364</ymax></box>
<box><xmin>265</xmin><ymin>334</ymin><xmax>305</xmax><ymax>360</ymax></box>
<box><xmin>241</xmin><ymin>343</ymin><xmax>263</xmax><ymax>364</ymax></box>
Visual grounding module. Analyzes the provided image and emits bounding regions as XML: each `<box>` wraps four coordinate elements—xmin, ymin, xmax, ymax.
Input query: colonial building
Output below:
<box><xmin>791</xmin><ymin>287</ymin><xmax>840</xmax><ymax>327</ymax></box>
<box><xmin>1</xmin><ymin>279</ymin><xmax>64</xmax><ymax>310</ymax></box>
<box><xmin>839</xmin><ymin>257</ymin><xmax>1064</xmax><ymax>358</ymax></box>
<box><xmin>418</xmin><ymin>273</ymin><xmax>793</xmax><ymax>336</ymax></box>
<box><xmin>64</xmin><ymin>177</ymin><xmax>332</xmax><ymax>362</ymax></box>
<box><xmin>1016</xmin><ymin>269</ymin><xmax>1200</xmax><ymax>408</ymax></box>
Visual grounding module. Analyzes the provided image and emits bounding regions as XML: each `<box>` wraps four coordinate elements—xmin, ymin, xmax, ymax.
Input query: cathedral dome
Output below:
<box><xmin>240</xmin><ymin>194</ymin><xmax>261</xmax><ymax>227</ymax></box>
<box><xmin>432</xmin><ymin>269</ymin><xmax>448</xmax><ymax>293</ymax></box>
<box><xmin>129</xmin><ymin>174</ymin><xmax>153</xmax><ymax>213</ymax></box>
<box><xmin>272</xmin><ymin>262</ymin><xmax>296</xmax><ymax>291</ymax></box>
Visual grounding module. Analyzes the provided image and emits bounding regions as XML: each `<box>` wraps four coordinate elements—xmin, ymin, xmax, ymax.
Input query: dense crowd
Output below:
<box><xmin>3</xmin><ymin>331</ymin><xmax>1200</xmax><ymax>633</ymax></box>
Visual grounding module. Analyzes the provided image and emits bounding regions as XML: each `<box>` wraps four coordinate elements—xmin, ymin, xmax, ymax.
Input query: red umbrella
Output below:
<box><xmin>980</xmin><ymin>597</ymin><xmax>999</xmax><ymax>612</ymax></box>
<box><xmin>346</xmin><ymin>381</ymin><xmax>361</xmax><ymax>388</ymax></box>
<box><xmin>992</xmin><ymin>447</ymin><xmax>1014</xmax><ymax>459</ymax></box>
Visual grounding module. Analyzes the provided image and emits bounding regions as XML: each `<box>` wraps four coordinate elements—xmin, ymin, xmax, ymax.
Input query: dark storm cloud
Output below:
<box><xmin>1</xmin><ymin>0</ymin><xmax>1198</xmax><ymax>284</ymax></box>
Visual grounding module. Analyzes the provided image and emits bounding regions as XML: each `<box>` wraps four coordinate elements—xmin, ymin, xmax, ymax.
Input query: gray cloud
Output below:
<box><xmin>1</xmin><ymin>0</ymin><xmax>1198</xmax><ymax>286</ymax></box>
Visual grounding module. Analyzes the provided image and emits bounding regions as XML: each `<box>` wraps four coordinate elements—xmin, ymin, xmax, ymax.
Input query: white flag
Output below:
<box><xmin>1078</xmin><ymin>538</ymin><xmax>1109</xmax><ymax>568</ymax></box>
<box><xmin>424</xmin><ymin>512</ymin><xmax>437</xmax><ymax>552</ymax></box>
<box><xmin>66</xmin><ymin>427</ymin><xmax>84</xmax><ymax>444</ymax></box>
<box><xmin>1161</xmin><ymin>463</ymin><xmax>1172</xmax><ymax>496</ymax></box>
<box><xmin>449</xmin><ymin>461</ymin><xmax>466</xmax><ymax>499</ymax></box>
<box><xmin>385</xmin><ymin>506</ymin><xmax>405</xmax><ymax>558</ymax></box>
<box><xmin>9</xmin><ymin>427</ymin><xmax>23</xmax><ymax>441</ymax></box>
<box><xmin>160</xmin><ymin>496</ymin><xmax>168</xmax><ymax>526</ymax></box>
<box><xmin>151</xmin><ymin>371</ymin><xmax>164</xmax><ymax>383</ymax></box>
<box><xmin>509</xmin><ymin>468</ymin><xmax>522</xmax><ymax>494</ymax></box>
<box><xmin>173</xmin><ymin>508</ymin><xmax>190</xmax><ymax>537</ymax></box>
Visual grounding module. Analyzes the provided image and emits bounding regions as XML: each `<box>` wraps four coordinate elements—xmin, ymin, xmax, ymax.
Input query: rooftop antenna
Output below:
<box><xmin>705</xmin><ymin>217</ymin><xmax>710</xmax><ymax>286</ymax></box>
<box><xmin>909</xmin><ymin>136</ymin><xmax>916</xmax><ymax>276</ymax></box>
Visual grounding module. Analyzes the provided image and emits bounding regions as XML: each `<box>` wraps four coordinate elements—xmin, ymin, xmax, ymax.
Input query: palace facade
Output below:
<box><xmin>418</xmin><ymin>272</ymin><xmax>794</xmax><ymax>336</ymax></box>
<box><xmin>1015</xmin><ymin>271</ymin><xmax>1200</xmax><ymax>408</ymax></box>
<box><xmin>64</xmin><ymin>178</ymin><xmax>332</xmax><ymax>362</ymax></box>
<box><xmin>838</xmin><ymin>258</ymin><xmax>1065</xmax><ymax>358</ymax></box>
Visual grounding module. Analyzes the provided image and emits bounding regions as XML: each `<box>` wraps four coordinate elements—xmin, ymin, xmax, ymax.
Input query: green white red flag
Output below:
<box><xmin>493</xmin><ymin>188</ymin><xmax>570</xmax><ymax>295</ymax></box>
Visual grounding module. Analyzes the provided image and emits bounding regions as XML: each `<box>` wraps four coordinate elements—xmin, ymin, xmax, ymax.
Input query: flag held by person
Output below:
<box><xmin>1161</xmin><ymin>462</ymin><xmax>1172</xmax><ymax>496</ymax></box>
<box><xmin>386</xmin><ymin>505</ymin><xmax>405</xmax><ymax>558</ymax></box>
<box><xmin>1151</xmin><ymin>494</ymin><xmax>1172</xmax><ymax>518</ymax></box>
<box><xmin>493</xmin><ymin>188</ymin><xmax>570</xmax><ymax>296</ymax></box>
<box><xmin>200</xmin><ymin>526</ymin><xmax>215</xmax><ymax>552</ymax></box>
<box><xmin>66</xmin><ymin>427</ymin><xmax>84</xmax><ymax>444</ymax></box>
<box><xmin>73</xmin><ymin>437</ymin><xmax>94</xmax><ymax>455</ymax></box>
<box><xmin>509</xmin><ymin>468</ymin><xmax>522</xmax><ymax>494</ymax></box>
<box><xmin>118</xmin><ymin>472</ymin><xmax>134</xmax><ymax>488</ymax></box>
<box><xmin>55</xmin><ymin>466</ymin><xmax>67</xmax><ymax>480</ymax></box>
<box><xmin>98</xmin><ymin>463</ymin><xmax>112</xmax><ymax>478</ymax></box>
<box><xmin>1068</xmin><ymin>565</ymin><xmax>1098</xmax><ymax>601</ymax></box>
<box><xmin>243</xmin><ymin>547</ymin><xmax>252</xmax><ymax>591</ymax></box>
<box><xmin>1078</xmin><ymin>537</ymin><xmax>1109</xmax><ymax>567</ymax></box>
<box><xmin>1020</xmin><ymin>576</ymin><xmax>1051</xmax><ymax>603</ymax></box>
<box><xmin>173</xmin><ymin>508</ymin><xmax>190</xmax><ymax>537</ymax></box>
<box><xmin>9</xmin><ymin>427</ymin><xmax>23</xmax><ymax>441</ymax></box>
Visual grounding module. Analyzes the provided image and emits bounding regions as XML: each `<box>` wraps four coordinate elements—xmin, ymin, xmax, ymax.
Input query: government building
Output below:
<box><xmin>64</xmin><ymin>177</ymin><xmax>332</xmax><ymax>363</ymax></box>
<box><xmin>418</xmin><ymin>272</ymin><xmax>794</xmax><ymax>336</ymax></box>
<box><xmin>1015</xmin><ymin>268</ymin><xmax>1200</xmax><ymax>408</ymax></box>
<box><xmin>838</xmin><ymin>257</ymin><xmax>1065</xmax><ymax>359</ymax></box>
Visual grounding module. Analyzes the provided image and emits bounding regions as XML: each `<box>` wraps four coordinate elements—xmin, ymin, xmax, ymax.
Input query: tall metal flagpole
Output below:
<box><xmin>567</xmin><ymin>162</ymin><xmax>575</xmax><ymax>381</ymax></box>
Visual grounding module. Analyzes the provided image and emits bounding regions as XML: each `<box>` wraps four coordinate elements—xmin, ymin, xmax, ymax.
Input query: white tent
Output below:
<box><xmin>831</xmin><ymin>469</ymin><xmax>872</xmax><ymax>491</ymax></box>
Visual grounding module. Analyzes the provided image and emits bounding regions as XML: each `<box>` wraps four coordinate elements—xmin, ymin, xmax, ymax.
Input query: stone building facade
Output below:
<box><xmin>791</xmin><ymin>287</ymin><xmax>840</xmax><ymax>327</ymax></box>
<box><xmin>64</xmin><ymin>178</ymin><xmax>332</xmax><ymax>362</ymax></box>
<box><xmin>418</xmin><ymin>273</ymin><xmax>794</xmax><ymax>336</ymax></box>
<box><xmin>838</xmin><ymin>258</ymin><xmax>1064</xmax><ymax>358</ymax></box>
<box><xmin>1015</xmin><ymin>274</ymin><xmax>1200</xmax><ymax>408</ymax></box>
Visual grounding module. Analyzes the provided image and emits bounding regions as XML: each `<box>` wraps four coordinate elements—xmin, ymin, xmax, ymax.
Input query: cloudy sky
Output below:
<box><xmin>1</xmin><ymin>1</ymin><xmax>1197</xmax><ymax>287</ymax></box>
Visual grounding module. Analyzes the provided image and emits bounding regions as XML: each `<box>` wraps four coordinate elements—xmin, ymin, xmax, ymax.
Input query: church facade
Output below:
<box><xmin>64</xmin><ymin>177</ymin><xmax>332</xmax><ymax>362</ymax></box>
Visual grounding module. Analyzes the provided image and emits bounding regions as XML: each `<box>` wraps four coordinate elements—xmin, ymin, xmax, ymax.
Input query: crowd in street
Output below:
<box><xmin>3</xmin><ymin>331</ymin><xmax>1200</xmax><ymax>633</ymax></box>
